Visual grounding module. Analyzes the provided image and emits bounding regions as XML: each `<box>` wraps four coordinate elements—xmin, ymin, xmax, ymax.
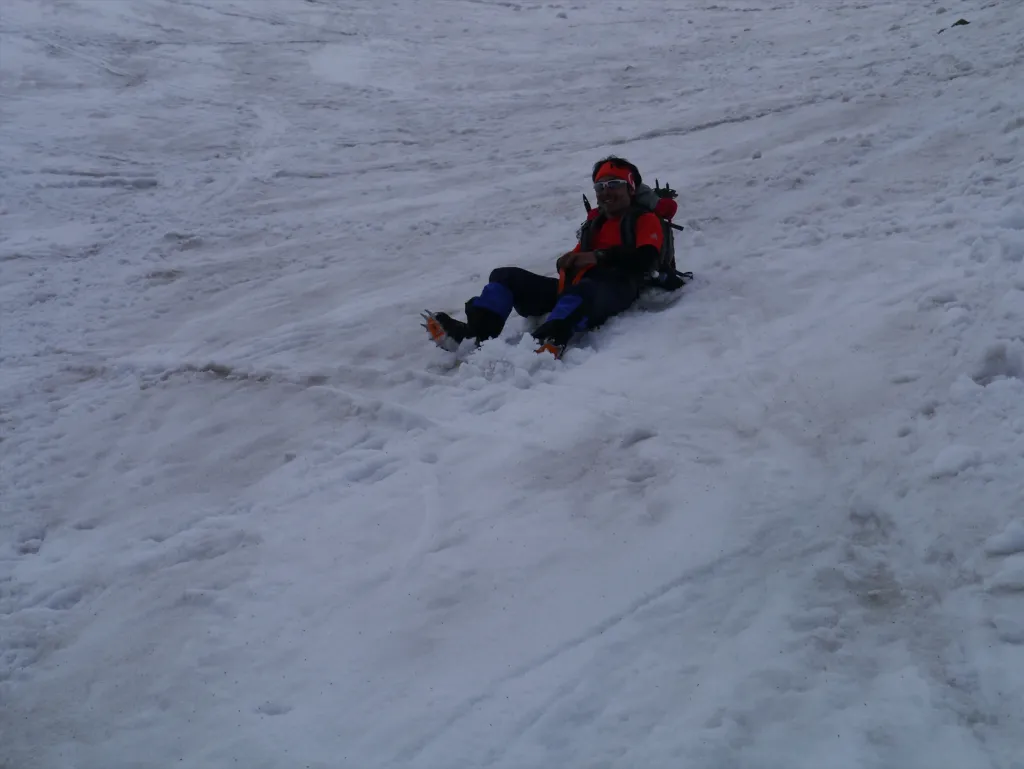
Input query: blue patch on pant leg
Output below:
<box><xmin>470</xmin><ymin>282</ymin><xmax>514</xmax><ymax>319</ymax></box>
<box><xmin>574</xmin><ymin>316</ymin><xmax>589</xmax><ymax>332</ymax></box>
<box><xmin>545</xmin><ymin>294</ymin><xmax>584</xmax><ymax>322</ymax></box>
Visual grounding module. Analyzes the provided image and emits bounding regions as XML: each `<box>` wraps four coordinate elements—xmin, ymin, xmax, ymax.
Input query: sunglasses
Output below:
<box><xmin>594</xmin><ymin>179</ymin><xmax>631</xmax><ymax>192</ymax></box>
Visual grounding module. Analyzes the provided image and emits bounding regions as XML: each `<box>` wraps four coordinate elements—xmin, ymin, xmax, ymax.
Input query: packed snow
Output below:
<box><xmin>2</xmin><ymin>0</ymin><xmax>1023</xmax><ymax>767</ymax></box>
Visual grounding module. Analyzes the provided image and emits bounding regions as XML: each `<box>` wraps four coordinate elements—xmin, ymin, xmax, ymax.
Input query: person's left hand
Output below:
<box><xmin>558</xmin><ymin>251</ymin><xmax>598</xmax><ymax>272</ymax></box>
<box><xmin>572</xmin><ymin>252</ymin><xmax>598</xmax><ymax>269</ymax></box>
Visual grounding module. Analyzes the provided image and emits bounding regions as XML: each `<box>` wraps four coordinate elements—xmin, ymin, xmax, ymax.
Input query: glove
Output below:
<box><xmin>557</xmin><ymin>251</ymin><xmax>597</xmax><ymax>272</ymax></box>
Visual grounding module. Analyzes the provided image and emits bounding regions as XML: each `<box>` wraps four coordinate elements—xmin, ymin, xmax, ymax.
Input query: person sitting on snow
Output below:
<box><xmin>423</xmin><ymin>156</ymin><xmax>680</xmax><ymax>357</ymax></box>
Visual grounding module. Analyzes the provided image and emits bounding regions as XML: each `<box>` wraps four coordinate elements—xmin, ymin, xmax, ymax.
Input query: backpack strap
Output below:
<box><xmin>620</xmin><ymin>208</ymin><xmax>638</xmax><ymax>251</ymax></box>
<box><xmin>579</xmin><ymin>213</ymin><xmax>605</xmax><ymax>251</ymax></box>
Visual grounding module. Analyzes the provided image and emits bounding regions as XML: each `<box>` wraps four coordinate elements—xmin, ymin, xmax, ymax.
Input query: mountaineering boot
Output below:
<box><xmin>464</xmin><ymin>302</ymin><xmax>506</xmax><ymax>342</ymax></box>
<box><xmin>423</xmin><ymin>305</ymin><xmax>506</xmax><ymax>352</ymax></box>
<box><xmin>422</xmin><ymin>311</ymin><xmax>470</xmax><ymax>352</ymax></box>
<box><xmin>531</xmin><ymin>317</ymin><xmax>574</xmax><ymax>359</ymax></box>
<box><xmin>535</xmin><ymin>338</ymin><xmax>569</xmax><ymax>359</ymax></box>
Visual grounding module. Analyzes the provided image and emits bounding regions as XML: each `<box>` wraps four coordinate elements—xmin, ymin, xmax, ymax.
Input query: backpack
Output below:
<box><xmin>580</xmin><ymin>177</ymin><xmax>693</xmax><ymax>291</ymax></box>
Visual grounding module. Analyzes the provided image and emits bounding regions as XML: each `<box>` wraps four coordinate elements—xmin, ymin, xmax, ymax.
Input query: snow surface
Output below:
<box><xmin>2</xmin><ymin>1</ymin><xmax>1024</xmax><ymax>767</ymax></box>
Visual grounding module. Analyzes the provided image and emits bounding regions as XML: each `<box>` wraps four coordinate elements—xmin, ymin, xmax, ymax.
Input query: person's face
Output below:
<box><xmin>594</xmin><ymin>175</ymin><xmax>632</xmax><ymax>217</ymax></box>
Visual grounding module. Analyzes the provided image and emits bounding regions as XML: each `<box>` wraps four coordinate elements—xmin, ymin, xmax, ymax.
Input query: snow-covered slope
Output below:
<box><xmin>3</xmin><ymin>1</ymin><xmax>1023</xmax><ymax>767</ymax></box>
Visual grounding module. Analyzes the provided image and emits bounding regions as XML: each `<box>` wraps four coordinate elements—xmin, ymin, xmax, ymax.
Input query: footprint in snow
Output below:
<box><xmin>256</xmin><ymin>701</ymin><xmax>292</xmax><ymax>716</ymax></box>
<box><xmin>930</xmin><ymin>445</ymin><xmax>982</xmax><ymax>478</ymax></box>
<box><xmin>984</xmin><ymin>519</ymin><xmax>1024</xmax><ymax>558</ymax></box>
<box><xmin>982</xmin><ymin>520</ymin><xmax>1024</xmax><ymax>645</ymax></box>
<box><xmin>16</xmin><ymin>525</ymin><xmax>47</xmax><ymax>555</ymax></box>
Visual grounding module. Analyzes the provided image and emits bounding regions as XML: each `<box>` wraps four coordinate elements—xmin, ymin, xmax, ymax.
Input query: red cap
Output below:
<box><xmin>594</xmin><ymin>161</ymin><xmax>635</xmax><ymax>190</ymax></box>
